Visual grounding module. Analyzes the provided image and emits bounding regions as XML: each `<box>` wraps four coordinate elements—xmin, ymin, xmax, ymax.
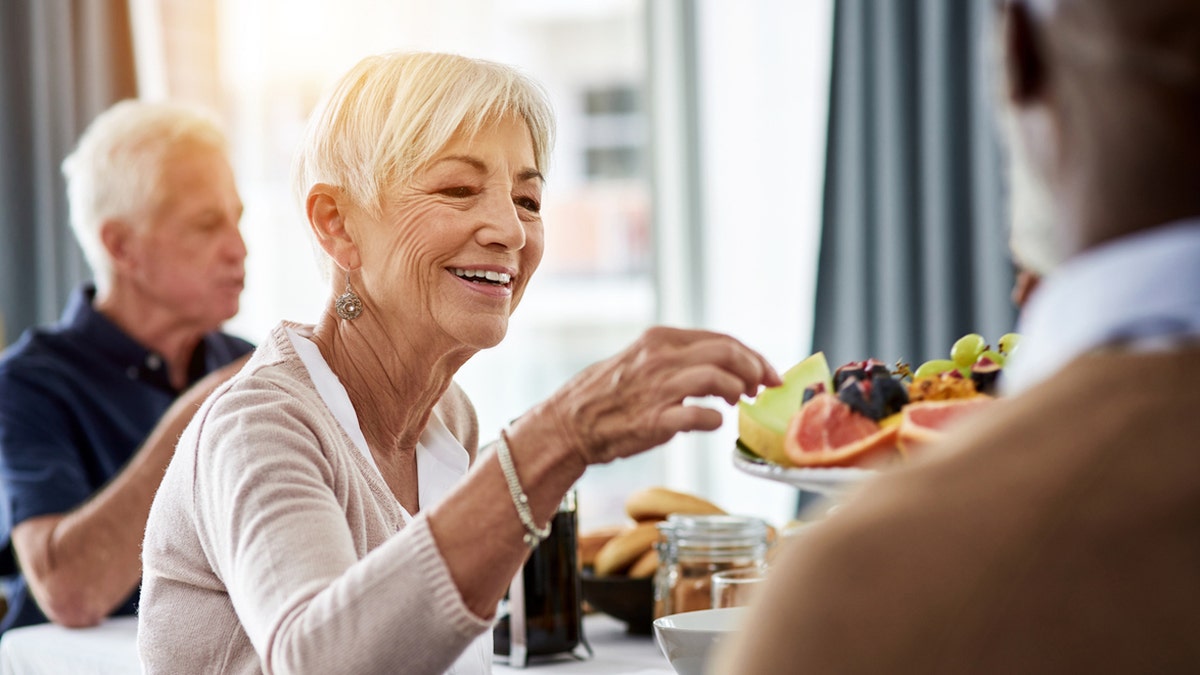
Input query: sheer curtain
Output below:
<box><xmin>812</xmin><ymin>0</ymin><xmax>1016</xmax><ymax>370</ymax></box>
<box><xmin>0</xmin><ymin>0</ymin><xmax>137</xmax><ymax>346</ymax></box>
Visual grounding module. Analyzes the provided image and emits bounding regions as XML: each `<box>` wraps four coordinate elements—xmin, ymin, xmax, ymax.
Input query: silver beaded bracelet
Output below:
<box><xmin>496</xmin><ymin>429</ymin><xmax>552</xmax><ymax>549</ymax></box>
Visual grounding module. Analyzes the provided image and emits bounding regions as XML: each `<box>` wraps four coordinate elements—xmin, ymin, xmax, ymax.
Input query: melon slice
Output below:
<box><xmin>897</xmin><ymin>396</ymin><xmax>994</xmax><ymax>450</ymax></box>
<box><xmin>737</xmin><ymin>353</ymin><xmax>833</xmax><ymax>466</ymax></box>
<box><xmin>783</xmin><ymin>393</ymin><xmax>901</xmax><ymax>468</ymax></box>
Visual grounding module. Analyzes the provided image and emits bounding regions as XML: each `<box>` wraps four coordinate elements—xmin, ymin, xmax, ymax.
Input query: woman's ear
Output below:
<box><xmin>306</xmin><ymin>183</ymin><xmax>361</xmax><ymax>272</ymax></box>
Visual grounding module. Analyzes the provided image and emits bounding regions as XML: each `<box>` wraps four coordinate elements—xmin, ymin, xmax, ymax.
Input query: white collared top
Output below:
<box><xmin>1003</xmin><ymin>219</ymin><xmax>1200</xmax><ymax>394</ymax></box>
<box><xmin>286</xmin><ymin>328</ymin><xmax>491</xmax><ymax>674</ymax></box>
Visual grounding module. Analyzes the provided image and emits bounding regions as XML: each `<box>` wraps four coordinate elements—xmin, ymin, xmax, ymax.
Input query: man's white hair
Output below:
<box><xmin>61</xmin><ymin>100</ymin><xmax>228</xmax><ymax>291</ymax></box>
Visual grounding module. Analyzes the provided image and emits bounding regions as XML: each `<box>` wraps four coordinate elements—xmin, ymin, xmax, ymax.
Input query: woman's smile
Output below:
<box><xmin>448</xmin><ymin>266</ymin><xmax>514</xmax><ymax>292</ymax></box>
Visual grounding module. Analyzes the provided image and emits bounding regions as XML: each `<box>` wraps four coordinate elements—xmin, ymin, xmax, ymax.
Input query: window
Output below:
<box><xmin>582</xmin><ymin>84</ymin><xmax>644</xmax><ymax>182</ymax></box>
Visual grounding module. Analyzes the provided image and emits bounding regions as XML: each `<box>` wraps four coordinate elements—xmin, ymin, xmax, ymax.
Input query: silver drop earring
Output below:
<box><xmin>334</xmin><ymin>270</ymin><xmax>363</xmax><ymax>320</ymax></box>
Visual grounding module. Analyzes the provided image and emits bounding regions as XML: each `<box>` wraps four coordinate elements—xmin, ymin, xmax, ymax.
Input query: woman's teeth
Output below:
<box><xmin>451</xmin><ymin>268</ymin><xmax>511</xmax><ymax>285</ymax></box>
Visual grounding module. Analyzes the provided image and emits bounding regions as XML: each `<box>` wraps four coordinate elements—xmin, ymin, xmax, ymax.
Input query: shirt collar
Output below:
<box><xmin>60</xmin><ymin>283</ymin><xmax>211</xmax><ymax>391</ymax></box>
<box><xmin>1004</xmin><ymin>219</ymin><xmax>1200</xmax><ymax>393</ymax></box>
<box><xmin>61</xmin><ymin>284</ymin><xmax>150</xmax><ymax>366</ymax></box>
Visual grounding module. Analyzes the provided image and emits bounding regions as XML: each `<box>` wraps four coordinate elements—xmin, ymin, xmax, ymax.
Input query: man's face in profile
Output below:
<box><xmin>126</xmin><ymin>145</ymin><xmax>247</xmax><ymax>332</ymax></box>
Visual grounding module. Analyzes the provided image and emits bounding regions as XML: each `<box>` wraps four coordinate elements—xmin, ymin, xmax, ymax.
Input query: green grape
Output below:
<box><xmin>950</xmin><ymin>333</ymin><xmax>987</xmax><ymax>369</ymax></box>
<box><xmin>975</xmin><ymin>349</ymin><xmax>1006</xmax><ymax>368</ymax></box>
<box><xmin>913</xmin><ymin>359</ymin><xmax>957</xmax><ymax>380</ymax></box>
<box><xmin>998</xmin><ymin>332</ymin><xmax>1022</xmax><ymax>356</ymax></box>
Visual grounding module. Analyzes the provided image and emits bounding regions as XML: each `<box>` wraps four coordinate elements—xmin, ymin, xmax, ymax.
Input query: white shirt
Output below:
<box><xmin>1004</xmin><ymin>219</ymin><xmax>1200</xmax><ymax>394</ymax></box>
<box><xmin>287</xmin><ymin>328</ymin><xmax>492</xmax><ymax>674</ymax></box>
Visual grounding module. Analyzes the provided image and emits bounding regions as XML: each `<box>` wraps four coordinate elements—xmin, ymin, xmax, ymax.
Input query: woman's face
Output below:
<box><xmin>353</xmin><ymin>114</ymin><xmax>544</xmax><ymax>351</ymax></box>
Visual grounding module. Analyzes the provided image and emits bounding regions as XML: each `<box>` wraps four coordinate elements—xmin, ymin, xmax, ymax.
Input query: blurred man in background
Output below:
<box><xmin>0</xmin><ymin>101</ymin><xmax>254</xmax><ymax>631</ymax></box>
<box><xmin>719</xmin><ymin>0</ymin><xmax>1200</xmax><ymax>671</ymax></box>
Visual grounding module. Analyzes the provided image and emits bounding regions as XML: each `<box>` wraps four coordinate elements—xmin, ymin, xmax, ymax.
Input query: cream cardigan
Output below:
<box><xmin>139</xmin><ymin>322</ymin><xmax>490</xmax><ymax>674</ymax></box>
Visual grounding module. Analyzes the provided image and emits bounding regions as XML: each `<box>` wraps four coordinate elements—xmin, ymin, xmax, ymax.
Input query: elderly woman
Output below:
<box><xmin>138</xmin><ymin>52</ymin><xmax>777</xmax><ymax>674</ymax></box>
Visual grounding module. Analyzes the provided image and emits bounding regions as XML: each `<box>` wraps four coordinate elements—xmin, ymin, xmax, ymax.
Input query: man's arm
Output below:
<box><xmin>11</xmin><ymin>355</ymin><xmax>248</xmax><ymax>627</ymax></box>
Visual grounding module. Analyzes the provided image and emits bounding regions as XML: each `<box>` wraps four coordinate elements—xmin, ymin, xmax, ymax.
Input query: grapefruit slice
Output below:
<box><xmin>898</xmin><ymin>396</ymin><xmax>994</xmax><ymax>450</ymax></box>
<box><xmin>738</xmin><ymin>352</ymin><xmax>833</xmax><ymax>465</ymax></box>
<box><xmin>783</xmin><ymin>393</ymin><xmax>901</xmax><ymax>468</ymax></box>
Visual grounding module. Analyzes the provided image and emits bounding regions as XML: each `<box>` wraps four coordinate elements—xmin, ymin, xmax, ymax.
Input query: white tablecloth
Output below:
<box><xmin>0</xmin><ymin>614</ymin><xmax>671</xmax><ymax>675</ymax></box>
<box><xmin>0</xmin><ymin>616</ymin><xmax>140</xmax><ymax>675</ymax></box>
<box><xmin>495</xmin><ymin>614</ymin><xmax>670</xmax><ymax>674</ymax></box>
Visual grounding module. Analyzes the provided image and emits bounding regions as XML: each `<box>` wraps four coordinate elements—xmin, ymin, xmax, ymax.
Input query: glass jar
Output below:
<box><xmin>653</xmin><ymin>514</ymin><xmax>768</xmax><ymax>618</ymax></box>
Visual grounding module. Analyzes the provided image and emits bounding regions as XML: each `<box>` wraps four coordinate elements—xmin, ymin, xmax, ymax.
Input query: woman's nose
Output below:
<box><xmin>477</xmin><ymin>193</ymin><xmax>527</xmax><ymax>249</ymax></box>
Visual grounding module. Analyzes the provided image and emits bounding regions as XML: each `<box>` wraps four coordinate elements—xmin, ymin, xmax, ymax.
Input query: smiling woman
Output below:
<box><xmin>307</xmin><ymin>114</ymin><xmax>545</xmax><ymax>359</ymax></box>
<box><xmin>136</xmin><ymin>51</ymin><xmax>779</xmax><ymax>675</ymax></box>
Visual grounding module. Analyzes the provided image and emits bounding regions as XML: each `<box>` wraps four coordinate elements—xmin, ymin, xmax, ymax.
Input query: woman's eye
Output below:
<box><xmin>439</xmin><ymin>186</ymin><xmax>476</xmax><ymax>198</ymax></box>
<box><xmin>515</xmin><ymin>196</ymin><xmax>541</xmax><ymax>213</ymax></box>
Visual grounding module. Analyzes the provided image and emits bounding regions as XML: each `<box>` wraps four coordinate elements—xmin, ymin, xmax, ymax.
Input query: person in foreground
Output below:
<box><xmin>137</xmin><ymin>52</ymin><xmax>778</xmax><ymax>674</ymax></box>
<box><xmin>0</xmin><ymin>101</ymin><xmax>253</xmax><ymax>631</ymax></box>
<box><xmin>716</xmin><ymin>0</ymin><xmax>1200</xmax><ymax>673</ymax></box>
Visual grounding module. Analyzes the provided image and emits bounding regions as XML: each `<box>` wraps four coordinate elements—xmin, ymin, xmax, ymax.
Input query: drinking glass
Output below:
<box><xmin>710</xmin><ymin>567</ymin><xmax>768</xmax><ymax>609</ymax></box>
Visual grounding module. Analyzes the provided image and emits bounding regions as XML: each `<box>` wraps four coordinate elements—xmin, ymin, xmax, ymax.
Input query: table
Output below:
<box><xmin>0</xmin><ymin>614</ymin><xmax>672</xmax><ymax>674</ymax></box>
<box><xmin>0</xmin><ymin>616</ymin><xmax>140</xmax><ymax>675</ymax></box>
<box><xmin>495</xmin><ymin>615</ymin><xmax>670</xmax><ymax>674</ymax></box>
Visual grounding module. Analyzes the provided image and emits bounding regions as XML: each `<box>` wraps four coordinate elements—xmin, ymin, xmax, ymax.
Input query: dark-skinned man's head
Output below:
<box><xmin>999</xmin><ymin>0</ymin><xmax>1200</xmax><ymax>273</ymax></box>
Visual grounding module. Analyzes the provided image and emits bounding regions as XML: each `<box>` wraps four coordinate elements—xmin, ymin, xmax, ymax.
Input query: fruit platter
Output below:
<box><xmin>733</xmin><ymin>333</ymin><xmax>1021</xmax><ymax>494</ymax></box>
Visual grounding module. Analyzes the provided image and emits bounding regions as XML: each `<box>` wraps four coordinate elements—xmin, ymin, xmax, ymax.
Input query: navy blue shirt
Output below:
<box><xmin>0</xmin><ymin>284</ymin><xmax>254</xmax><ymax>631</ymax></box>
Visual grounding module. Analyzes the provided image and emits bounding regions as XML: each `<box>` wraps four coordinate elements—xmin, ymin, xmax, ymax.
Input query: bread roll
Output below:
<box><xmin>578</xmin><ymin>524</ymin><xmax>626</xmax><ymax>568</ymax></box>
<box><xmin>593</xmin><ymin>521</ymin><xmax>661</xmax><ymax>577</ymax></box>
<box><xmin>628</xmin><ymin>548</ymin><xmax>659</xmax><ymax>579</ymax></box>
<box><xmin>625</xmin><ymin>487</ymin><xmax>725</xmax><ymax>522</ymax></box>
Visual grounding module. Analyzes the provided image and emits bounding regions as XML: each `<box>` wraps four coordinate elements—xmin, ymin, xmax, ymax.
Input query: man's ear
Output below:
<box><xmin>306</xmin><ymin>183</ymin><xmax>361</xmax><ymax>273</ymax></box>
<box><xmin>98</xmin><ymin>219</ymin><xmax>135</xmax><ymax>272</ymax></box>
<box><xmin>1002</xmin><ymin>0</ymin><xmax>1046</xmax><ymax>105</ymax></box>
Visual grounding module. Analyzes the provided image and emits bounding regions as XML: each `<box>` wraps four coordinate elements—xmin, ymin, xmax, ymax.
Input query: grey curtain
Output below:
<box><xmin>0</xmin><ymin>0</ymin><xmax>137</xmax><ymax>346</ymax></box>
<box><xmin>812</xmin><ymin>0</ymin><xmax>1016</xmax><ymax>369</ymax></box>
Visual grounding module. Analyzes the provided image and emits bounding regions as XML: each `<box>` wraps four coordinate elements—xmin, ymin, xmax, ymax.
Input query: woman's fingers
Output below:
<box><xmin>666</xmin><ymin>340</ymin><xmax>780</xmax><ymax>397</ymax></box>
<box><xmin>657</xmin><ymin>405</ymin><xmax>725</xmax><ymax>434</ymax></box>
<box><xmin>658</xmin><ymin>366</ymin><xmax>751</xmax><ymax>406</ymax></box>
<box><xmin>542</xmin><ymin>327</ymin><xmax>781</xmax><ymax>465</ymax></box>
<box><xmin>628</xmin><ymin>327</ymin><xmax>779</xmax><ymax>391</ymax></box>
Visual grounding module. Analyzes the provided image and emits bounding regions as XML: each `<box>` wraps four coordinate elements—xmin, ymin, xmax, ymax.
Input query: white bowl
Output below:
<box><xmin>653</xmin><ymin>607</ymin><xmax>747</xmax><ymax>675</ymax></box>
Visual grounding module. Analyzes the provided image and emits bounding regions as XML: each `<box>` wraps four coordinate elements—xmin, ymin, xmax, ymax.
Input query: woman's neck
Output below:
<box><xmin>311</xmin><ymin>310</ymin><xmax>473</xmax><ymax>458</ymax></box>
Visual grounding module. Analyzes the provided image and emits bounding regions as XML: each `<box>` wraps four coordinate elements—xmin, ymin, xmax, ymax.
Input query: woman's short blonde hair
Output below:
<box><xmin>293</xmin><ymin>51</ymin><xmax>556</xmax><ymax>236</ymax></box>
<box><xmin>61</xmin><ymin>100</ymin><xmax>228</xmax><ymax>290</ymax></box>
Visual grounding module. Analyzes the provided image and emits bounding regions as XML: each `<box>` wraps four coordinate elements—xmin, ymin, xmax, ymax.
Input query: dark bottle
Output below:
<box><xmin>494</xmin><ymin>491</ymin><xmax>585</xmax><ymax>665</ymax></box>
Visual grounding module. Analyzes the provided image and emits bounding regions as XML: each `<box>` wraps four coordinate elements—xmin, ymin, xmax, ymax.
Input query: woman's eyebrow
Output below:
<box><xmin>431</xmin><ymin>155</ymin><xmax>543</xmax><ymax>184</ymax></box>
<box><xmin>517</xmin><ymin>168</ymin><xmax>544</xmax><ymax>184</ymax></box>
<box><xmin>433</xmin><ymin>155</ymin><xmax>487</xmax><ymax>172</ymax></box>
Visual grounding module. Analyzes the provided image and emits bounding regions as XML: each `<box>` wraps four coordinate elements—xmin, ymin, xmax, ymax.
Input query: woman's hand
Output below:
<box><xmin>432</xmin><ymin>327</ymin><xmax>777</xmax><ymax>620</ymax></box>
<box><xmin>532</xmin><ymin>327</ymin><xmax>781</xmax><ymax>465</ymax></box>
